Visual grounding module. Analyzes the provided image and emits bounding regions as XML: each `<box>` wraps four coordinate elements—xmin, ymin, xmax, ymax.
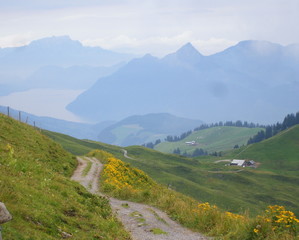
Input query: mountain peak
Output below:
<box><xmin>172</xmin><ymin>42</ymin><xmax>203</xmax><ymax>65</ymax></box>
<box><xmin>28</xmin><ymin>36</ymin><xmax>82</xmax><ymax>48</ymax></box>
<box><xmin>142</xmin><ymin>53</ymin><xmax>155</xmax><ymax>59</ymax></box>
<box><xmin>235</xmin><ymin>40</ymin><xmax>283</xmax><ymax>53</ymax></box>
<box><xmin>178</xmin><ymin>42</ymin><xmax>196</xmax><ymax>51</ymax></box>
<box><xmin>137</xmin><ymin>53</ymin><xmax>158</xmax><ymax>63</ymax></box>
<box><xmin>162</xmin><ymin>42</ymin><xmax>203</xmax><ymax>65</ymax></box>
<box><xmin>176</xmin><ymin>42</ymin><xmax>202</xmax><ymax>56</ymax></box>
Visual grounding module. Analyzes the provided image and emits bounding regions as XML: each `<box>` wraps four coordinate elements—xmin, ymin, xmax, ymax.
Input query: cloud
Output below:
<box><xmin>0</xmin><ymin>0</ymin><xmax>298</xmax><ymax>55</ymax></box>
<box><xmin>0</xmin><ymin>33</ymin><xmax>34</xmax><ymax>48</ymax></box>
<box><xmin>82</xmin><ymin>33</ymin><xmax>237</xmax><ymax>56</ymax></box>
<box><xmin>0</xmin><ymin>0</ymin><xmax>125</xmax><ymax>10</ymax></box>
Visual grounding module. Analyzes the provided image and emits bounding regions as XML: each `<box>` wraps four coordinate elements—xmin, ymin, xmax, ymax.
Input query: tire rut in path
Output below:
<box><xmin>71</xmin><ymin>156</ymin><xmax>208</xmax><ymax>240</ymax></box>
<box><xmin>71</xmin><ymin>157</ymin><xmax>102</xmax><ymax>194</ymax></box>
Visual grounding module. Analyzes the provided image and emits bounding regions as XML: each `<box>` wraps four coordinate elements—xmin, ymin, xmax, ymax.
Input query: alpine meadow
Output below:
<box><xmin>1</xmin><ymin>1</ymin><xmax>299</xmax><ymax>239</ymax></box>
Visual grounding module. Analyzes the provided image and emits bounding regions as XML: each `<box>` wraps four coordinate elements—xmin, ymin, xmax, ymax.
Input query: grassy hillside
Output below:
<box><xmin>90</xmin><ymin>149</ymin><xmax>299</xmax><ymax>240</ymax></box>
<box><xmin>123</xmin><ymin>146</ymin><xmax>299</xmax><ymax>217</ymax></box>
<box><xmin>43</xmin><ymin>129</ymin><xmax>124</xmax><ymax>158</ymax></box>
<box><xmin>0</xmin><ymin>114</ymin><xmax>130</xmax><ymax>239</ymax></box>
<box><xmin>44</xmin><ymin>128</ymin><xmax>299</xmax><ymax>217</ymax></box>
<box><xmin>233</xmin><ymin>125</ymin><xmax>299</xmax><ymax>174</ymax></box>
<box><xmin>155</xmin><ymin>126</ymin><xmax>263</xmax><ymax>154</ymax></box>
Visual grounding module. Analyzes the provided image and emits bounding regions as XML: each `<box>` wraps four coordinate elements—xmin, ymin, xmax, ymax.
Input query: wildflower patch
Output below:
<box><xmin>102</xmin><ymin>157</ymin><xmax>155</xmax><ymax>192</ymax></box>
<box><xmin>88</xmin><ymin>149</ymin><xmax>156</xmax><ymax>197</ymax></box>
<box><xmin>252</xmin><ymin>205</ymin><xmax>299</xmax><ymax>239</ymax></box>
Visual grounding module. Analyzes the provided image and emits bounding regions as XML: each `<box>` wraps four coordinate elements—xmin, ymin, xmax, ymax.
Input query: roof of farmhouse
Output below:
<box><xmin>231</xmin><ymin>159</ymin><xmax>245</xmax><ymax>165</ymax></box>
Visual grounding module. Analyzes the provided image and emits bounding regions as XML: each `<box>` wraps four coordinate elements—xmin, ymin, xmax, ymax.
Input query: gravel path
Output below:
<box><xmin>207</xmin><ymin>169</ymin><xmax>244</xmax><ymax>173</ymax></box>
<box><xmin>122</xmin><ymin>149</ymin><xmax>135</xmax><ymax>160</ymax></box>
<box><xmin>214</xmin><ymin>159</ymin><xmax>231</xmax><ymax>163</ymax></box>
<box><xmin>71</xmin><ymin>156</ymin><xmax>208</xmax><ymax>240</ymax></box>
<box><xmin>71</xmin><ymin>157</ymin><xmax>102</xmax><ymax>194</ymax></box>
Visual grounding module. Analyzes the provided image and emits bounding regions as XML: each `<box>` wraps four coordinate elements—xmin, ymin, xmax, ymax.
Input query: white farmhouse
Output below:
<box><xmin>185</xmin><ymin>141</ymin><xmax>196</xmax><ymax>146</ymax></box>
<box><xmin>230</xmin><ymin>159</ymin><xmax>246</xmax><ymax>167</ymax></box>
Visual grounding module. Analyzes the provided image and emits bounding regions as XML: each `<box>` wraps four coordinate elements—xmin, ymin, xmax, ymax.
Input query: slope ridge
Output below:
<box><xmin>235</xmin><ymin>124</ymin><xmax>299</xmax><ymax>172</ymax></box>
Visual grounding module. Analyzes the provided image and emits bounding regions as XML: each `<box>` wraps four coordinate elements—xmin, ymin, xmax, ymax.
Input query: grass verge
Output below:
<box><xmin>82</xmin><ymin>160</ymin><xmax>92</xmax><ymax>176</ymax></box>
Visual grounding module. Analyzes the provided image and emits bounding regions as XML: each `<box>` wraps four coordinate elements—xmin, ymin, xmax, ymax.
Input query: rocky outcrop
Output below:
<box><xmin>0</xmin><ymin>202</ymin><xmax>12</xmax><ymax>224</ymax></box>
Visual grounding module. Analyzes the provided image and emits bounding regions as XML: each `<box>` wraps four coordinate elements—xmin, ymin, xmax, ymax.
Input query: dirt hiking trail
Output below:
<box><xmin>72</xmin><ymin>157</ymin><xmax>208</xmax><ymax>240</ymax></box>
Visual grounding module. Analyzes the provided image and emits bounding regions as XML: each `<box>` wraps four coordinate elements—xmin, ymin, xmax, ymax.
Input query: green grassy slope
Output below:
<box><xmin>44</xmin><ymin>127</ymin><xmax>299</xmax><ymax>216</ymax></box>
<box><xmin>123</xmin><ymin>146</ymin><xmax>299</xmax><ymax>216</ymax></box>
<box><xmin>233</xmin><ymin>125</ymin><xmax>299</xmax><ymax>173</ymax></box>
<box><xmin>0</xmin><ymin>114</ymin><xmax>130</xmax><ymax>240</ymax></box>
<box><xmin>155</xmin><ymin>126</ymin><xmax>263</xmax><ymax>154</ymax></box>
<box><xmin>43</xmin><ymin>129</ymin><xmax>124</xmax><ymax>158</ymax></box>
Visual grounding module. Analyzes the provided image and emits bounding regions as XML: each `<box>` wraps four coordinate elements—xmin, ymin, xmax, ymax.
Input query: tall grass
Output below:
<box><xmin>82</xmin><ymin>160</ymin><xmax>92</xmax><ymax>176</ymax></box>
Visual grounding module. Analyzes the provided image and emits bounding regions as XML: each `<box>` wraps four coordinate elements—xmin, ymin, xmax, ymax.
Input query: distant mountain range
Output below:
<box><xmin>0</xmin><ymin>36</ymin><xmax>133</xmax><ymax>74</ymax></box>
<box><xmin>67</xmin><ymin>40</ymin><xmax>299</xmax><ymax>124</ymax></box>
<box><xmin>0</xmin><ymin>36</ymin><xmax>134</xmax><ymax>95</ymax></box>
<box><xmin>97</xmin><ymin>113</ymin><xmax>203</xmax><ymax>146</ymax></box>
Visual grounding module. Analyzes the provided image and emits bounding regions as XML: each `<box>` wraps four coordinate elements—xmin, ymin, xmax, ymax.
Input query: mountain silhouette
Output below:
<box><xmin>67</xmin><ymin>41</ymin><xmax>299</xmax><ymax>124</ymax></box>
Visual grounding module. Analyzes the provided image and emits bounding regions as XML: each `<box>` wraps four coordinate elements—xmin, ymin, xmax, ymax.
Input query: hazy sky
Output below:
<box><xmin>0</xmin><ymin>0</ymin><xmax>298</xmax><ymax>56</ymax></box>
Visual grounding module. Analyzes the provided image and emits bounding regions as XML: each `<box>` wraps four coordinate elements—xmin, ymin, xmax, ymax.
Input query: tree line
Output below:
<box><xmin>173</xmin><ymin>148</ymin><xmax>223</xmax><ymax>158</ymax></box>
<box><xmin>165</xmin><ymin>130</ymin><xmax>192</xmax><ymax>142</ymax></box>
<box><xmin>173</xmin><ymin>147</ymin><xmax>208</xmax><ymax>157</ymax></box>
<box><xmin>247</xmin><ymin>112</ymin><xmax>299</xmax><ymax>144</ymax></box>
<box><xmin>142</xmin><ymin>112</ymin><xmax>299</xmax><ymax>153</ymax></box>
<box><xmin>142</xmin><ymin>139</ymin><xmax>161</xmax><ymax>149</ymax></box>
